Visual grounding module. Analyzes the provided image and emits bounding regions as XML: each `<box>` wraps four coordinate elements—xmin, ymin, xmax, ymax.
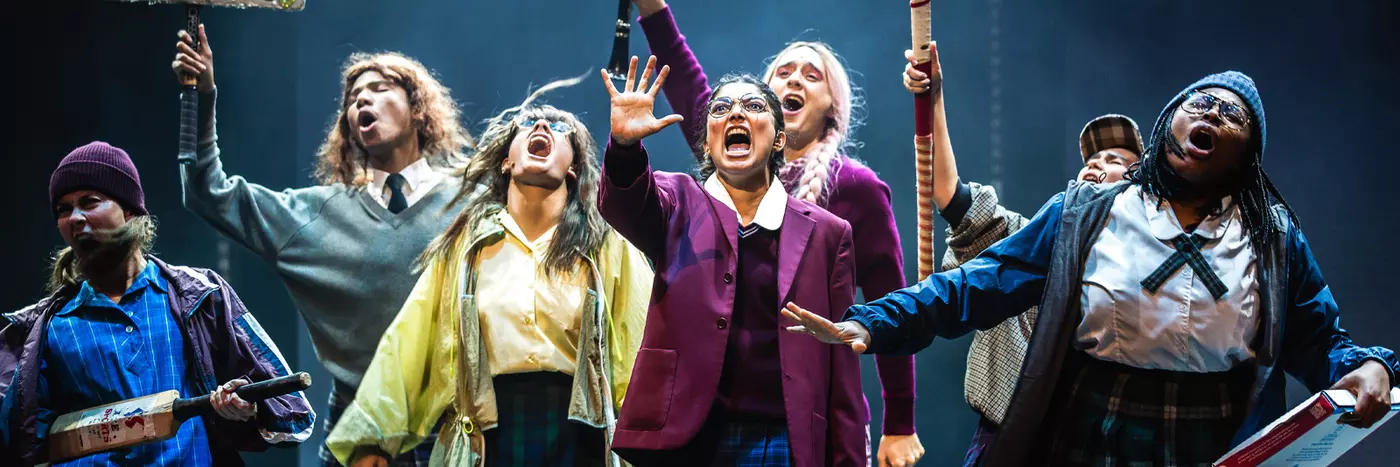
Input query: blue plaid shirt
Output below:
<box><xmin>37</xmin><ymin>260</ymin><xmax>213</xmax><ymax>466</ymax></box>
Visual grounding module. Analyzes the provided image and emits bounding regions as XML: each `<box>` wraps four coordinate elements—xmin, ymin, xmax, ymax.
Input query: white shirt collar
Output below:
<box><xmin>704</xmin><ymin>175</ymin><xmax>787</xmax><ymax>230</ymax></box>
<box><xmin>1138</xmin><ymin>186</ymin><xmax>1236</xmax><ymax>241</ymax></box>
<box><xmin>367</xmin><ymin>157</ymin><xmax>447</xmax><ymax>210</ymax></box>
<box><xmin>369</xmin><ymin>157</ymin><xmax>437</xmax><ymax>194</ymax></box>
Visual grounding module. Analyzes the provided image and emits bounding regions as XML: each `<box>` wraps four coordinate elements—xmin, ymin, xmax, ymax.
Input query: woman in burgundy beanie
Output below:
<box><xmin>48</xmin><ymin>141</ymin><xmax>147</xmax><ymax>216</ymax></box>
<box><xmin>0</xmin><ymin>140</ymin><xmax>316</xmax><ymax>466</ymax></box>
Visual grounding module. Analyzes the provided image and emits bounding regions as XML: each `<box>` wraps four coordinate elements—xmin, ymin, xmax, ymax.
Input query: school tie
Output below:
<box><xmin>385</xmin><ymin>173</ymin><xmax>408</xmax><ymax>214</ymax></box>
<box><xmin>1140</xmin><ymin>233</ymin><xmax>1228</xmax><ymax>300</ymax></box>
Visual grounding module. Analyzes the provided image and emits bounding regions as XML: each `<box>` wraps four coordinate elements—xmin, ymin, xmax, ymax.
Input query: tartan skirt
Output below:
<box><xmin>713</xmin><ymin>419</ymin><xmax>791</xmax><ymax>467</ymax></box>
<box><xmin>1045</xmin><ymin>352</ymin><xmax>1253</xmax><ymax>467</ymax></box>
<box><xmin>616</xmin><ymin>410</ymin><xmax>792</xmax><ymax>467</ymax></box>
<box><xmin>320</xmin><ymin>384</ymin><xmax>442</xmax><ymax>467</ymax></box>
<box><xmin>483</xmin><ymin>371</ymin><xmax>605</xmax><ymax>467</ymax></box>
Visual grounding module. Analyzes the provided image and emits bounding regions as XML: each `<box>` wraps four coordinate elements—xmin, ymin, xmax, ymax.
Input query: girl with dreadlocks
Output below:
<box><xmin>324</xmin><ymin>78</ymin><xmax>653</xmax><ymax>467</ymax></box>
<box><xmin>627</xmin><ymin>2</ymin><xmax>921</xmax><ymax>465</ymax></box>
<box><xmin>785</xmin><ymin>71</ymin><xmax>1398</xmax><ymax>467</ymax></box>
<box><xmin>600</xmin><ymin>56</ymin><xmax>865</xmax><ymax>466</ymax></box>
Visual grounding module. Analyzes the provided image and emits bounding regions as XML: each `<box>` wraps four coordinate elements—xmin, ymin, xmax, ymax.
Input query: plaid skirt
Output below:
<box><xmin>319</xmin><ymin>384</ymin><xmax>442</xmax><ymax>467</ymax></box>
<box><xmin>483</xmin><ymin>371</ymin><xmax>605</xmax><ymax>467</ymax></box>
<box><xmin>616</xmin><ymin>411</ymin><xmax>791</xmax><ymax>467</ymax></box>
<box><xmin>713</xmin><ymin>420</ymin><xmax>791</xmax><ymax>467</ymax></box>
<box><xmin>1045</xmin><ymin>352</ymin><xmax>1253</xmax><ymax>467</ymax></box>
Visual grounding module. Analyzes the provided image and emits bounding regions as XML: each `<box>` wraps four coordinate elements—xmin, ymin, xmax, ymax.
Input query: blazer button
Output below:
<box><xmin>716</xmin><ymin>317</ymin><xmax>728</xmax><ymax>330</ymax></box>
<box><xmin>723</xmin><ymin>272</ymin><xmax>734</xmax><ymax>284</ymax></box>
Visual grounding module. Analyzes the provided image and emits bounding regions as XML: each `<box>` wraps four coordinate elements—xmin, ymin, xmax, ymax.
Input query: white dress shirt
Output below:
<box><xmin>1077</xmin><ymin>185</ymin><xmax>1260</xmax><ymax>372</ymax></box>
<box><xmin>366</xmin><ymin>157</ymin><xmax>446</xmax><ymax>210</ymax></box>
<box><xmin>704</xmin><ymin>175</ymin><xmax>787</xmax><ymax>230</ymax></box>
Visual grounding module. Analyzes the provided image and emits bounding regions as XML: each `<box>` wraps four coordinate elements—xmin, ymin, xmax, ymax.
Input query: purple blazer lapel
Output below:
<box><xmin>707</xmin><ymin>196</ymin><xmax>740</xmax><ymax>256</ymax></box>
<box><xmin>777</xmin><ymin>200</ymin><xmax>815</xmax><ymax>308</ymax></box>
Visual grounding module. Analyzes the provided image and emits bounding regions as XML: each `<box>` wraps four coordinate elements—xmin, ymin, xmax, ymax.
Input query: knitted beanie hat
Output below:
<box><xmin>49</xmin><ymin>141</ymin><xmax>147</xmax><ymax>216</ymax></box>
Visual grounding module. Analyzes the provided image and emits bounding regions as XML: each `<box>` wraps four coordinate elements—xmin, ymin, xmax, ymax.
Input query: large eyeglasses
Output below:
<box><xmin>517</xmin><ymin>118</ymin><xmax>575</xmax><ymax>135</ymax></box>
<box><xmin>1180</xmin><ymin>91</ymin><xmax>1251</xmax><ymax>129</ymax></box>
<box><xmin>707</xmin><ymin>95</ymin><xmax>770</xmax><ymax>118</ymax></box>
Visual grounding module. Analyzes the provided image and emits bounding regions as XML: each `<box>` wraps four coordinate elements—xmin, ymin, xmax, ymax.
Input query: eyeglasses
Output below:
<box><xmin>707</xmin><ymin>94</ymin><xmax>770</xmax><ymax>119</ymax></box>
<box><xmin>1180</xmin><ymin>91</ymin><xmax>1251</xmax><ymax>129</ymax></box>
<box><xmin>517</xmin><ymin>118</ymin><xmax>575</xmax><ymax>135</ymax></box>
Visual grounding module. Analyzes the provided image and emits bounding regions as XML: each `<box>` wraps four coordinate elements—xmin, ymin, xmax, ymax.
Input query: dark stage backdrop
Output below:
<box><xmin>5</xmin><ymin>1</ymin><xmax>1397</xmax><ymax>465</ymax></box>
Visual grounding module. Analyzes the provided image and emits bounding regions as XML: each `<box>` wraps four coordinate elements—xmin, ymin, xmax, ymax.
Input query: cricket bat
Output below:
<box><xmin>46</xmin><ymin>372</ymin><xmax>312</xmax><ymax>463</ymax></box>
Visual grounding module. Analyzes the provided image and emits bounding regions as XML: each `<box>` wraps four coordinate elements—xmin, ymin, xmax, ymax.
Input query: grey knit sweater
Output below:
<box><xmin>181</xmin><ymin>90</ymin><xmax>467</xmax><ymax>397</ymax></box>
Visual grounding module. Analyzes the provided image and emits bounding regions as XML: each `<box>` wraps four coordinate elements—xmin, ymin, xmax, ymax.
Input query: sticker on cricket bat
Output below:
<box><xmin>109</xmin><ymin>0</ymin><xmax>306</xmax><ymax>11</ymax></box>
<box><xmin>74</xmin><ymin>395</ymin><xmax>164</xmax><ymax>450</ymax></box>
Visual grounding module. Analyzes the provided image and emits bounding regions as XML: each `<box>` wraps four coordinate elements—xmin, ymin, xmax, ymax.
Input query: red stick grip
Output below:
<box><xmin>912</xmin><ymin>62</ymin><xmax>934</xmax><ymax>137</ymax></box>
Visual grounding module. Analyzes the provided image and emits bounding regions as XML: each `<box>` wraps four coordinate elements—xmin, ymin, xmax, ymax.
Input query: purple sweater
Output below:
<box><xmin>719</xmin><ymin>227</ymin><xmax>785</xmax><ymax>420</ymax></box>
<box><xmin>640</xmin><ymin>6</ymin><xmax>916</xmax><ymax>435</ymax></box>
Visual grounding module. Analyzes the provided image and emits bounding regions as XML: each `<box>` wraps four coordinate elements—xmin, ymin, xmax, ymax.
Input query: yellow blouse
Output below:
<box><xmin>323</xmin><ymin>211</ymin><xmax>653</xmax><ymax>465</ymax></box>
<box><xmin>477</xmin><ymin>212</ymin><xmax>587</xmax><ymax>376</ymax></box>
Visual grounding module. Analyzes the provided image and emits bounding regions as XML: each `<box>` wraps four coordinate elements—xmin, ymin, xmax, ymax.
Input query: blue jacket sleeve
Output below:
<box><xmin>1279</xmin><ymin>226</ymin><xmax>1399</xmax><ymax>391</ymax></box>
<box><xmin>844</xmin><ymin>192</ymin><xmax>1065</xmax><ymax>355</ymax></box>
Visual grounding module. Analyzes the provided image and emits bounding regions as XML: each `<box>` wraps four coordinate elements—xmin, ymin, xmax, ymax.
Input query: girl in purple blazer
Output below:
<box><xmin>627</xmin><ymin>3</ymin><xmax>921</xmax><ymax>463</ymax></box>
<box><xmin>597</xmin><ymin>56</ymin><xmax>867</xmax><ymax>467</ymax></box>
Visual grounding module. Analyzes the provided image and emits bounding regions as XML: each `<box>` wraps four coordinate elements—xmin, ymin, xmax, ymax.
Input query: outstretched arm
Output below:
<box><xmin>597</xmin><ymin>56</ymin><xmax>686</xmax><ymax>264</ymax></box>
<box><xmin>785</xmin><ymin>192</ymin><xmax>1065</xmax><ymax>355</ymax></box>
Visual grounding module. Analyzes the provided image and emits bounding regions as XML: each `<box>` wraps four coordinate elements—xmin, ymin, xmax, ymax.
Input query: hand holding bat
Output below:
<box><xmin>210</xmin><ymin>378</ymin><xmax>256</xmax><ymax>421</ymax></box>
<box><xmin>903</xmin><ymin>41</ymin><xmax>942</xmax><ymax>99</ymax></box>
<box><xmin>172</xmin><ymin>25</ymin><xmax>215</xmax><ymax>93</ymax></box>
<box><xmin>48</xmin><ymin>372</ymin><xmax>311</xmax><ymax>462</ymax></box>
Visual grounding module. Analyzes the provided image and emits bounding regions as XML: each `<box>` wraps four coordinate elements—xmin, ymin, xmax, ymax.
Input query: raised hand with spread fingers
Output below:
<box><xmin>602</xmin><ymin>55</ymin><xmax>684</xmax><ymax>147</ymax></box>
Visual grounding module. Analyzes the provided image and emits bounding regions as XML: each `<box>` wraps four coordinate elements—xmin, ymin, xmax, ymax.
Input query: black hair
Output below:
<box><xmin>695</xmin><ymin>74</ymin><xmax>786</xmax><ymax>181</ymax></box>
<box><xmin>1127</xmin><ymin>93</ymin><xmax>1299</xmax><ymax>253</ymax></box>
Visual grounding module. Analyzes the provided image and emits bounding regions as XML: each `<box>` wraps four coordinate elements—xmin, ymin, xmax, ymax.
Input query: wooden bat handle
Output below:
<box><xmin>173</xmin><ymin>372</ymin><xmax>312</xmax><ymax>421</ymax></box>
<box><xmin>911</xmin><ymin>0</ymin><xmax>936</xmax><ymax>281</ymax></box>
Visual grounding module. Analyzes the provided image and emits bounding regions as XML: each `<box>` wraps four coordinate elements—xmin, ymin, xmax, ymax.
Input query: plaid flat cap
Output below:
<box><xmin>1079</xmin><ymin>114</ymin><xmax>1145</xmax><ymax>163</ymax></box>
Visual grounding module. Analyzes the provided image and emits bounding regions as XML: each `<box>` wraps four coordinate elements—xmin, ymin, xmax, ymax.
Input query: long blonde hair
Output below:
<box><xmin>48</xmin><ymin>215</ymin><xmax>157</xmax><ymax>294</ymax></box>
<box><xmin>315</xmin><ymin>52</ymin><xmax>475</xmax><ymax>186</ymax></box>
<box><xmin>419</xmin><ymin>77</ymin><xmax>606</xmax><ymax>278</ymax></box>
<box><xmin>762</xmin><ymin>41</ymin><xmax>864</xmax><ymax>206</ymax></box>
